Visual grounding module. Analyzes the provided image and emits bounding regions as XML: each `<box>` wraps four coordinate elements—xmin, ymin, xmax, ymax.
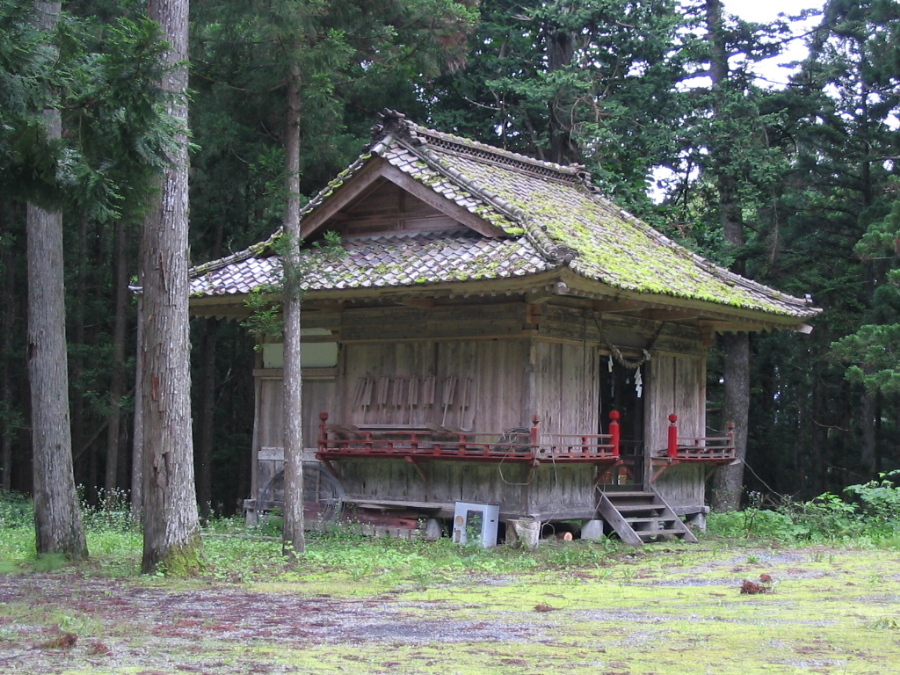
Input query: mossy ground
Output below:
<box><xmin>1</xmin><ymin>531</ymin><xmax>898</xmax><ymax>674</ymax></box>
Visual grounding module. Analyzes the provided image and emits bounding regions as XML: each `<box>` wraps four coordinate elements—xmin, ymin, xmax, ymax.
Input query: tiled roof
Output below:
<box><xmin>190</xmin><ymin>230</ymin><xmax>551</xmax><ymax>297</ymax></box>
<box><xmin>191</xmin><ymin>111</ymin><xmax>819</xmax><ymax>320</ymax></box>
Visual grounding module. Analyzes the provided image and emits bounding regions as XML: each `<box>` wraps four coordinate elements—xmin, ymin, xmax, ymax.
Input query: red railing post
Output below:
<box><xmin>668</xmin><ymin>414</ymin><xmax>679</xmax><ymax>459</ymax></box>
<box><xmin>609</xmin><ymin>410</ymin><xmax>620</xmax><ymax>458</ymax></box>
<box><xmin>531</xmin><ymin>414</ymin><xmax>540</xmax><ymax>450</ymax></box>
<box><xmin>318</xmin><ymin>412</ymin><xmax>329</xmax><ymax>451</ymax></box>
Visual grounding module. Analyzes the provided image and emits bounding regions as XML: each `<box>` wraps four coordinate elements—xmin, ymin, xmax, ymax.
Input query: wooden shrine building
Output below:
<box><xmin>190</xmin><ymin>111</ymin><xmax>820</xmax><ymax>545</ymax></box>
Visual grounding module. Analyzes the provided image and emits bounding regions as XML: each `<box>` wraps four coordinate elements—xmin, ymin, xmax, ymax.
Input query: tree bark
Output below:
<box><xmin>71</xmin><ymin>212</ymin><xmax>89</xmax><ymax>498</ymax></box>
<box><xmin>281</xmin><ymin>60</ymin><xmax>305</xmax><ymax>557</ymax></box>
<box><xmin>545</xmin><ymin>22</ymin><xmax>577</xmax><ymax>165</ymax></box>
<box><xmin>1</xmin><ymin>206</ymin><xmax>16</xmax><ymax>492</ymax></box>
<box><xmin>27</xmin><ymin>0</ymin><xmax>87</xmax><ymax>561</ymax></box>
<box><xmin>104</xmin><ymin>221</ymin><xmax>129</xmax><ymax>501</ymax></box>
<box><xmin>140</xmin><ymin>0</ymin><xmax>202</xmax><ymax>574</ymax></box>
<box><xmin>713</xmin><ymin>332</ymin><xmax>750</xmax><ymax>510</ymax></box>
<box><xmin>706</xmin><ymin>0</ymin><xmax>750</xmax><ymax>511</ymax></box>
<box><xmin>196</xmin><ymin>318</ymin><xmax>218</xmax><ymax>522</ymax></box>
<box><xmin>131</xmin><ymin>295</ymin><xmax>144</xmax><ymax>523</ymax></box>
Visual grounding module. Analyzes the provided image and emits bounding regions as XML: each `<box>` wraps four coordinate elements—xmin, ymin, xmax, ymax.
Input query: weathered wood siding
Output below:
<box><xmin>248</xmin><ymin>299</ymin><xmax>709</xmax><ymax>519</ymax></box>
<box><xmin>645</xmin><ymin>355</ymin><xmax>707</xmax><ymax>507</ymax></box>
<box><xmin>530</xmin><ymin>340</ymin><xmax>600</xmax><ymax>436</ymax></box>
<box><xmin>338</xmin><ymin>339</ymin><xmax>528</xmax><ymax>430</ymax></box>
<box><xmin>335</xmin><ymin>459</ymin><xmax>531</xmax><ymax>515</ymax></box>
<box><xmin>252</xmin><ymin>372</ymin><xmax>337</xmax><ymax>499</ymax></box>
<box><xmin>527</xmin><ymin>464</ymin><xmax>597</xmax><ymax>519</ymax></box>
<box><xmin>331</xmin><ymin>178</ymin><xmax>467</xmax><ymax>237</ymax></box>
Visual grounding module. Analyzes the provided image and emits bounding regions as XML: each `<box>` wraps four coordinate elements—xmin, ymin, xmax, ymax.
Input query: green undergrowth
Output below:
<box><xmin>4</xmin><ymin>471</ymin><xmax>900</xmax><ymax>583</ymax></box>
<box><xmin>707</xmin><ymin>470</ymin><xmax>900</xmax><ymax>547</ymax></box>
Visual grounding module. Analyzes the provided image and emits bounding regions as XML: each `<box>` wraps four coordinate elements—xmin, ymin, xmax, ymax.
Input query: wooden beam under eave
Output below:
<box><xmin>638</xmin><ymin>309</ymin><xmax>703</xmax><ymax>323</ymax></box>
<box><xmin>699</xmin><ymin>320</ymin><xmax>775</xmax><ymax>334</ymax></box>
<box><xmin>189</xmin><ymin>303</ymin><xmax>252</xmax><ymax>319</ymax></box>
<box><xmin>304</xmin><ymin>300</ymin><xmax>344</xmax><ymax>312</ymax></box>
<box><xmin>590</xmin><ymin>299</ymin><xmax>647</xmax><ymax>313</ymax></box>
<box><xmin>400</xmin><ymin>297</ymin><xmax>435</xmax><ymax>308</ymax></box>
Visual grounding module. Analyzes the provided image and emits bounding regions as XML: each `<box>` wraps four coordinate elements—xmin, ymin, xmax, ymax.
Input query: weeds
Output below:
<box><xmin>708</xmin><ymin>470</ymin><xmax>900</xmax><ymax>545</ymax></box>
<box><xmin>5</xmin><ymin>472</ymin><xmax>900</xmax><ymax>582</ymax></box>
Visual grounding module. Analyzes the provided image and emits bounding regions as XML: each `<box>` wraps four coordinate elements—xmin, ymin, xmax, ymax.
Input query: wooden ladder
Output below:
<box><xmin>597</xmin><ymin>489</ymin><xmax>698</xmax><ymax>546</ymax></box>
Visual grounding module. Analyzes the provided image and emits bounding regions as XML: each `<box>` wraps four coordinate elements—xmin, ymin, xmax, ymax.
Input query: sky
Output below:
<box><xmin>725</xmin><ymin>0</ymin><xmax>823</xmax><ymax>23</ymax></box>
<box><xmin>725</xmin><ymin>0</ymin><xmax>826</xmax><ymax>87</ymax></box>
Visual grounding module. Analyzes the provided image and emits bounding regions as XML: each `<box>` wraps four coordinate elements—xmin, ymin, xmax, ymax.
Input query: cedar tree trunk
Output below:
<box><xmin>707</xmin><ymin>0</ymin><xmax>750</xmax><ymax>510</ymax></box>
<box><xmin>281</xmin><ymin>60</ymin><xmax>305</xmax><ymax>557</ymax></box>
<box><xmin>105</xmin><ymin>220</ymin><xmax>129</xmax><ymax>500</ymax></box>
<box><xmin>140</xmin><ymin>0</ymin><xmax>202</xmax><ymax>574</ymax></box>
<box><xmin>196</xmin><ymin>317</ymin><xmax>218</xmax><ymax>522</ymax></box>
<box><xmin>27</xmin><ymin>0</ymin><xmax>87</xmax><ymax>561</ymax></box>
<box><xmin>131</xmin><ymin>295</ymin><xmax>144</xmax><ymax>523</ymax></box>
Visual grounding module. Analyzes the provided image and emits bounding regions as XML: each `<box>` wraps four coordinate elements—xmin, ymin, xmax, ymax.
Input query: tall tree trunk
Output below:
<box><xmin>140</xmin><ymin>0</ymin><xmax>202</xmax><ymax>575</ymax></box>
<box><xmin>27</xmin><ymin>0</ymin><xmax>87</xmax><ymax>560</ymax></box>
<box><xmin>281</xmin><ymin>60</ymin><xmax>305</xmax><ymax>557</ymax></box>
<box><xmin>545</xmin><ymin>23</ymin><xmax>577</xmax><ymax>165</ymax></box>
<box><xmin>196</xmin><ymin>215</ymin><xmax>224</xmax><ymax>522</ymax></box>
<box><xmin>71</xmin><ymin>212</ymin><xmax>88</xmax><ymax>497</ymax></box>
<box><xmin>196</xmin><ymin>318</ymin><xmax>218</xmax><ymax>522</ymax></box>
<box><xmin>706</xmin><ymin>0</ymin><xmax>750</xmax><ymax>510</ymax></box>
<box><xmin>1</xmin><ymin>206</ymin><xmax>16</xmax><ymax>492</ymax></box>
<box><xmin>104</xmin><ymin>221</ymin><xmax>129</xmax><ymax>502</ymax></box>
<box><xmin>713</xmin><ymin>332</ymin><xmax>750</xmax><ymax>509</ymax></box>
<box><xmin>131</xmin><ymin>295</ymin><xmax>144</xmax><ymax>523</ymax></box>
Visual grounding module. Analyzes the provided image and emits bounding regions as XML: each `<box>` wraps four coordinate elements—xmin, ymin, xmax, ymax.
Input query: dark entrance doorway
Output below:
<box><xmin>600</xmin><ymin>356</ymin><xmax>645</xmax><ymax>483</ymax></box>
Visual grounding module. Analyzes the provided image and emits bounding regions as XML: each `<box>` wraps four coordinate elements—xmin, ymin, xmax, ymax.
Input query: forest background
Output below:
<box><xmin>1</xmin><ymin>0</ymin><xmax>898</xmax><ymax>518</ymax></box>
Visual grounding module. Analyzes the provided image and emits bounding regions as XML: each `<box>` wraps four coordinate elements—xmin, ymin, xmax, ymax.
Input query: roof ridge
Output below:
<box><xmin>391</xmin><ymin>136</ymin><xmax>573</xmax><ymax>267</ymax></box>
<box><xmin>371</xmin><ymin>109</ymin><xmax>583</xmax><ymax>182</ymax></box>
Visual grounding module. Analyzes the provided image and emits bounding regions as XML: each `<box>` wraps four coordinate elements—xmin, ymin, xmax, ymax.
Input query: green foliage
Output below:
<box><xmin>0</xmin><ymin>3</ymin><xmax>175</xmax><ymax>216</ymax></box>
<box><xmin>832</xmin><ymin>197</ymin><xmax>900</xmax><ymax>394</ymax></box>
<box><xmin>0</xmin><ymin>490</ymin><xmax>32</xmax><ymax>529</ymax></box>
<box><xmin>241</xmin><ymin>286</ymin><xmax>284</xmax><ymax>346</ymax></box>
<box><xmin>429</xmin><ymin>0</ymin><xmax>687</xmax><ymax>214</ymax></box>
<box><xmin>710</xmin><ymin>471</ymin><xmax>900</xmax><ymax>543</ymax></box>
<box><xmin>240</xmin><ymin>230</ymin><xmax>347</xmax><ymax>346</ymax></box>
<box><xmin>708</xmin><ymin>508</ymin><xmax>803</xmax><ymax>541</ymax></box>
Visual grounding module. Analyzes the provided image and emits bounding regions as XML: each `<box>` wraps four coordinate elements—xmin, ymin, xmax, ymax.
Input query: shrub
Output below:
<box><xmin>710</xmin><ymin>470</ymin><xmax>900</xmax><ymax>544</ymax></box>
<box><xmin>0</xmin><ymin>491</ymin><xmax>32</xmax><ymax>528</ymax></box>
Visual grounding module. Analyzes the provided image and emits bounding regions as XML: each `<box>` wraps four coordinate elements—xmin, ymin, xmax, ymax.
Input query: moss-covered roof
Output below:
<box><xmin>191</xmin><ymin>110</ymin><xmax>819</xmax><ymax>321</ymax></box>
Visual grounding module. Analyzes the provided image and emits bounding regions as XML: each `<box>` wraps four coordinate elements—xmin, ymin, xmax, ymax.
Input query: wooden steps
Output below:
<box><xmin>597</xmin><ymin>489</ymin><xmax>698</xmax><ymax>546</ymax></box>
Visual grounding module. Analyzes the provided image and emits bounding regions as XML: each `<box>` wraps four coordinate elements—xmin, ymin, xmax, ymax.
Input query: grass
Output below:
<box><xmin>3</xmin><ymin>493</ymin><xmax>900</xmax><ymax>673</ymax></box>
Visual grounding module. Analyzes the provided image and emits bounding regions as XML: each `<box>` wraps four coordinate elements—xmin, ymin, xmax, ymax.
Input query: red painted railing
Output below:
<box><xmin>316</xmin><ymin>411</ymin><xmax>621</xmax><ymax>464</ymax></box>
<box><xmin>665</xmin><ymin>414</ymin><xmax>736</xmax><ymax>461</ymax></box>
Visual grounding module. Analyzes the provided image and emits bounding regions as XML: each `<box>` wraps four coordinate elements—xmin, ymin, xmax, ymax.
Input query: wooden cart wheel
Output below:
<box><xmin>258</xmin><ymin>462</ymin><xmax>344</xmax><ymax>522</ymax></box>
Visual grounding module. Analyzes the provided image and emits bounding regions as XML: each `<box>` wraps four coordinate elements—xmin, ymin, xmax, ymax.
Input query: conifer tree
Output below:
<box><xmin>140</xmin><ymin>0</ymin><xmax>203</xmax><ymax>574</ymax></box>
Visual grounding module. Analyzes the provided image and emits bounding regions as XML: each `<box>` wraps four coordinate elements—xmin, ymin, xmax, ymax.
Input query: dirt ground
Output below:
<box><xmin>2</xmin><ymin>546</ymin><xmax>899</xmax><ymax>674</ymax></box>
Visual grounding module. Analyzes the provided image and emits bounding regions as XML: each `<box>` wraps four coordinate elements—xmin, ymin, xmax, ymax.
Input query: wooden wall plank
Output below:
<box><xmin>531</xmin><ymin>341</ymin><xmax>600</xmax><ymax>436</ymax></box>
